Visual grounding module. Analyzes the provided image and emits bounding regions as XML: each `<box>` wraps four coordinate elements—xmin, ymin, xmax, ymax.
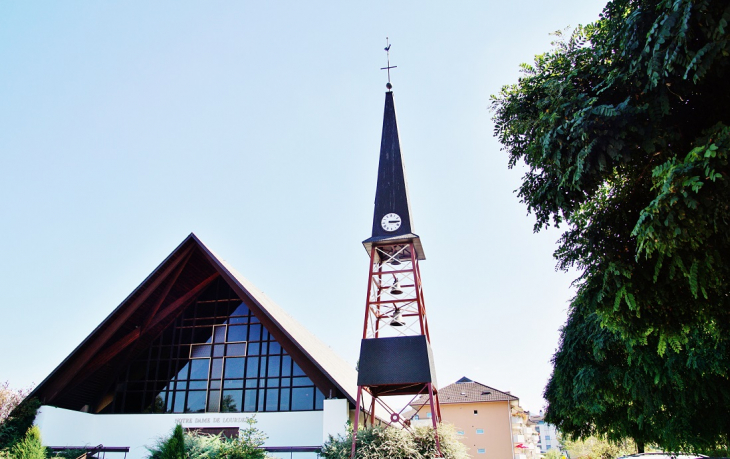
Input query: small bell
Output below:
<box><xmin>390</xmin><ymin>308</ymin><xmax>405</xmax><ymax>327</ymax></box>
<box><xmin>390</xmin><ymin>277</ymin><xmax>403</xmax><ymax>295</ymax></box>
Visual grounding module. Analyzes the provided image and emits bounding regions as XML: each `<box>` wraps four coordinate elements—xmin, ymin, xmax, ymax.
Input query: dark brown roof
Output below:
<box><xmin>413</xmin><ymin>376</ymin><xmax>518</xmax><ymax>406</ymax></box>
<box><xmin>31</xmin><ymin>233</ymin><xmax>358</xmax><ymax>411</ymax></box>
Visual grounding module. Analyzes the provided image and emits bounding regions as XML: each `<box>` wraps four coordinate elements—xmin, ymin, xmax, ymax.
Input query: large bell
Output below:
<box><xmin>390</xmin><ymin>277</ymin><xmax>403</xmax><ymax>295</ymax></box>
<box><xmin>390</xmin><ymin>308</ymin><xmax>405</xmax><ymax>327</ymax></box>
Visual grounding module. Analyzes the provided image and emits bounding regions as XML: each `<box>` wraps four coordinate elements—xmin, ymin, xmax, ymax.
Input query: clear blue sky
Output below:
<box><xmin>1</xmin><ymin>0</ymin><xmax>607</xmax><ymax>413</ymax></box>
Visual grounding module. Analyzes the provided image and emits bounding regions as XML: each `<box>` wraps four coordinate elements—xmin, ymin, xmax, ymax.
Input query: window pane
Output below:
<box><xmin>292</xmin><ymin>362</ymin><xmax>305</xmax><ymax>376</ymax></box>
<box><xmin>245</xmin><ymin>379</ymin><xmax>258</xmax><ymax>388</ymax></box>
<box><xmin>207</xmin><ymin>390</ymin><xmax>221</xmax><ymax>412</ymax></box>
<box><xmin>257</xmin><ymin>390</ymin><xmax>265</xmax><ymax>411</ymax></box>
<box><xmin>292</xmin><ymin>376</ymin><xmax>312</xmax><ymax>386</ymax></box>
<box><xmin>172</xmin><ymin>364</ymin><xmax>189</xmax><ymax>381</ymax></box>
<box><xmin>189</xmin><ymin>380</ymin><xmax>207</xmax><ymax>390</ymax></box>
<box><xmin>267</xmin><ymin>356</ymin><xmax>281</xmax><ymax>377</ymax></box>
<box><xmin>249</xmin><ymin>324</ymin><xmax>262</xmax><ymax>341</ymax></box>
<box><xmin>224</xmin><ymin>379</ymin><xmax>243</xmax><ymax>389</ymax></box>
<box><xmin>186</xmin><ymin>391</ymin><xmax>206</xmax><ymax>413</ymax></box>
<box><xmin>230</xmin><ymin>303</ymin><xmax>249</xmax><ymax>317</ymax></box>
<box><xmin>221</xmin><ymin>390</ymin><xmax>242</xmax><ymax>413</ymax></box>
<box><xmin>281</xmin><ymin>356</ymin><xmax>292</xmax><ymax>377</ymax></box>
<box><xmin>227</xmin><ymin>343</ymin><xmax>246</xmax><ymax>357</ymax></box>
<box><xmin>190</xmin><ymin>360</ymin><xmax>209</xmax><ymax>379</ymax></box>
<box><xmin>214</xmin><ymin>326</ymin><xmax>226</xmax><ymax>343</ymax></box>
<box><xmin>291</xmin><ymin>387</ymin><xmax>314</xmax><ymax>411</ymax></box>
<box><xmin>267</xmin><ymin>378</ymin><xmax>280</xmax><ymax>388</ymax></box>
<box><xmin>174</xmin><ymin>391</ymin><xmax>186</xmax><ymax>413</ymax></box>
<box><xmin>191</xmin><ymin>345</ymin><xmax>211</xmax><ymax>358</ymax></box>
<box><xmin>210</xmin><ymin>380</ymin><xmax>221</xmax><ymax>390</ymax></box>
<box><xmin>213</xmin><ymin>345</ymin><xmax>225</xmax><ymax>357</ymax></box>
<box><xmin>246</xmin><ymin>358</ymin><xmax>259</xmax><ymax>378</ymax></box>
<box><xmin>225</xmin><ymin>358</ymin><xmax>245</xmax><ymax>379</ymax></box>
<box><xmin>266</xmin><ymin>389</ymin><xmax>279</xmax><ymax>411</ymax></box>
<box><xmin>243</xmin><ymin>390</ymin><xmax>257</xmax><ymax>412</ymax></box>
<box><xmin>259</xmin><ymin>358</ymin><xmax>267</xmax><ymax>378</ymax></box>
<box><xmin>211</xmin><ymin>359</ymin><xmax>224</xmax><ymax>379</ymax></box>
<box><xmin>315</xmin><ymin>388</ymin><xmax>324</xmax><ymax>410</ymax></box>
<box><xmin>247</xmin><ymin>342</ymin><xmax>260</xmax><ymax>355</ymax></box>
<box><xmin>279</xmin><ymin>388</ymin><xmax>290</xmax><ymax>411</ymax></box>
<box><xmin>228</xmin><ymin>325</ymin><xmax>248</xmax><ymax>342</ymax></box>
<box><xmin>269</xmin><ymin>342</ymin><xmax>281</xmax><ymax>354</ymax></box>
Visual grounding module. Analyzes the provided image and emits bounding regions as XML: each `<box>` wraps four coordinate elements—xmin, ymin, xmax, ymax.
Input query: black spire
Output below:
<box><xmin>363</xmin><ymin>91</ymin><xmax>425</xmax><ymax>260</ymax></box>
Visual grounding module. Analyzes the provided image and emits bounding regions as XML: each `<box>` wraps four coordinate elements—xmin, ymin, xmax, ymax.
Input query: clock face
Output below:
<box><xmin>381</xmin><ymin>213</ymin><xmax>402</xmax><ymax>232</ymax></box>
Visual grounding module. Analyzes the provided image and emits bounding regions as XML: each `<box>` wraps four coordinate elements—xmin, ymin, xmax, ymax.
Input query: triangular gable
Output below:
<box><xmin>32</xmin><ymin>234</ymin><xmax>357</xmax><ymax>412</ymax></box>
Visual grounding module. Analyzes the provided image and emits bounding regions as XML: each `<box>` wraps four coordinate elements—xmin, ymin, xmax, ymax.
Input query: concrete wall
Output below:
<box><xmin>440</xmin><ymin>401</ymin><xmax>513</xmax><ymax>459</ymax></box>
<box><xmin>36</xmin><ymin>400</ymin><xmax>349</xmax><ymax>459</ymax></box>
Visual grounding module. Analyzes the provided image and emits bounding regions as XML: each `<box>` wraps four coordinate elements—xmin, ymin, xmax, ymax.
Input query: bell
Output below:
<box><xmin>388</xmin><ymin>255</ymin><xmax>401</xmax><ymax>266</ymax></box>
<box><xmin>390</xmin><ymin>308</ymin><xmax>405</xmax><ymax>327</ymax></box>
<box><xmin>390</xmin><ymin>277</ymin><xmax>403</xmax><ymax>295</ymax></box>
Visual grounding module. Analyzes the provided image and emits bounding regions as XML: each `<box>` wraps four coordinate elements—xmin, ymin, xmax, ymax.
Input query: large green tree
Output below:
<box><xmin>492</xmin><ymin>0</ymin><xmax>730</xmax><ymax>453</ymax></box>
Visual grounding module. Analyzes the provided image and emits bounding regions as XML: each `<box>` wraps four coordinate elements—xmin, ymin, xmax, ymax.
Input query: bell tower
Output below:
<box><xmin>352</xmin><ymin>42</ymin><xmax>442</xmax><ymax>457</ymax></box>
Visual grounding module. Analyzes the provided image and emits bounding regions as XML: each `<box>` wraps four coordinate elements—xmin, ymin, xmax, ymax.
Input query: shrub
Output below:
<box><xmin>148</xmin><ymin>417</ymin><xmax>270</xmax><ymax>459</ymax></box>
<box><xmin>321</xmin><ymin>424</ymin><xmax>469</xmax><ymax>459</ymax></box>
<box><xmin>411</xmin><ymin>424</ymin><xmax>469</xmax><ymax>459</ymax></box>
<box><xmin>9</xmin><ymin>425</ymin><xmax>45</xmax><ymax>459</ymax></box>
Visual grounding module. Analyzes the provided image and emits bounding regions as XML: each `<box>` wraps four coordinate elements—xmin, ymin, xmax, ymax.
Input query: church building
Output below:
<box><xmin>32</xmin><ymin>234</ymin><xmax>355</xmax><ymax>459</ymax></box>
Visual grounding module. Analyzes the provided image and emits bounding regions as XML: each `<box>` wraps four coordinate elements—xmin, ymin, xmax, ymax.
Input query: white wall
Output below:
<box><xmin>36</xmin><ymin>404</ymin><xmax>346</xmax><ymax>459</ymax></box>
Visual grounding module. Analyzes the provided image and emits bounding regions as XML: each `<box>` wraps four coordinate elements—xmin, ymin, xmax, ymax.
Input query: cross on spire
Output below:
<box><xmin>381</xmin><ymin>37</ymin><xmax>397</xmax><ymax>90</ymax></box>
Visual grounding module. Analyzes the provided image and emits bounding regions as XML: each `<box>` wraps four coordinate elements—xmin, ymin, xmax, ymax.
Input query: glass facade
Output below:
<box><xmin>107</xmin><ymin>278</ymin><xmax>325</xmax><ymax>414</ymax></box>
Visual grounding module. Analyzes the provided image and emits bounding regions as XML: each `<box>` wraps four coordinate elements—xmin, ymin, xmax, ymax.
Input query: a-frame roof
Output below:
<box><xmin>32</xmin><ymin>234</ymin><xmax>358</xmax><ymax>412</ymax></box>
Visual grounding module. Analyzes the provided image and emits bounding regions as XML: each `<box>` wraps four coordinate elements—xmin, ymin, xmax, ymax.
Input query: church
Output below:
<box><xmin>32</xmin><ymin>233</ymin><xmax>355</xmax><ymax>458</ymax></box>
<box><xmin>31</xmin><ymin>81</ymin><xmax>421</xmax><ymax>459</ymax></box>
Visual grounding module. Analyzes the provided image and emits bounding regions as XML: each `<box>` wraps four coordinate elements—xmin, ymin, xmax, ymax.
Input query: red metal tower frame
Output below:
<box><xmin>351</xmin><ymin>241</ymin><xmax>442</xmax><ymax>457</ymax></box>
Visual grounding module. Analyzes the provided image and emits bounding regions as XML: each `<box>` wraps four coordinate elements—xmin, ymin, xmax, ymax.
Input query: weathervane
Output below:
<box><xmin>381</xmin><ymin>37</ymin><xmax>397</xmax><ymax>90</ymax></box>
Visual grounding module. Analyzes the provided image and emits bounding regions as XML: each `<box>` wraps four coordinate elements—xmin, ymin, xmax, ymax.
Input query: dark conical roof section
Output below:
<box><xmin>363</xmin><ymin>91</ymin><xmax>425</xmax><ymax>260</ymax></box>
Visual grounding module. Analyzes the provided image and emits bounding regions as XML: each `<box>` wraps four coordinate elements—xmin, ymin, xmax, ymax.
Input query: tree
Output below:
<box><xmin>0</xmin><ymin>382</ymin><xmax>32</xmax><ymax>425</ymax></box>
<box><xmin>0</xmin><ymin>382</ymin><xmax>40</xmax><ymax>454</ymax></box>
<box><xmin>492</xmin><ymin>0</ymin><xmax>730</xmax><ymax>453</ymax></box>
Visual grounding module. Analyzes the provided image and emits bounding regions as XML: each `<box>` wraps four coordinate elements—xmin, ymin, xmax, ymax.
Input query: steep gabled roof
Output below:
<box><xmin>412</xmin><ymin>377</ymin><xmax>518</xmax><ymax>407</ymax></box>
<box><xmin>32</xmin><ymin>234</ymin><xmax>358</xmax><ymax>411</ymax></box>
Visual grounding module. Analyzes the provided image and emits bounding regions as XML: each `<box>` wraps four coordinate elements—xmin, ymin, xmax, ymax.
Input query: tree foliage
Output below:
<box><xmin>492</xmin><ymin>0</ymin><xmax>730</xmax><ymax>453</ymax></box>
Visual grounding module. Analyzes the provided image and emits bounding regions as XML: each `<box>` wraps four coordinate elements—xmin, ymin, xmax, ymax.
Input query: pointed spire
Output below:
<box><xmin>363</xmin><ymin>91</ymin><xmax>425</xmax><ymax>260</ymax></box>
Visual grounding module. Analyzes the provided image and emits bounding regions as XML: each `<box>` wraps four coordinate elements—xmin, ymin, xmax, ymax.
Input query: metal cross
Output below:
<box><xmin>381</xmin><ymin>37</ymin><xmax>397</xmax><ymax>88</ymax></box>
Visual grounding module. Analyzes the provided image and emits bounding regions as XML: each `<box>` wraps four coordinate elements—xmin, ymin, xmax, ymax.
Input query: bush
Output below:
<box><xmin>148</xmin><ymin>417</ymin><xmax>270</xmax><ymax>459</ymax></box>
<box><xmin>321</xmin><ymin>424</ymin><xmax>469</xmax><ymax>459</ymax></box>
<box><xmin>9</xmin><ymin>426</ymin><xmax>46</xmax><ymax>459</ymax></box>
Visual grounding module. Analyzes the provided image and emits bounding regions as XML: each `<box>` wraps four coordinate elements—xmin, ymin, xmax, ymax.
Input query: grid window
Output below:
<box><xmin>108</xmin><ymin>278</ymin><xmax>324</xmax><ymax>414</ymax></box>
